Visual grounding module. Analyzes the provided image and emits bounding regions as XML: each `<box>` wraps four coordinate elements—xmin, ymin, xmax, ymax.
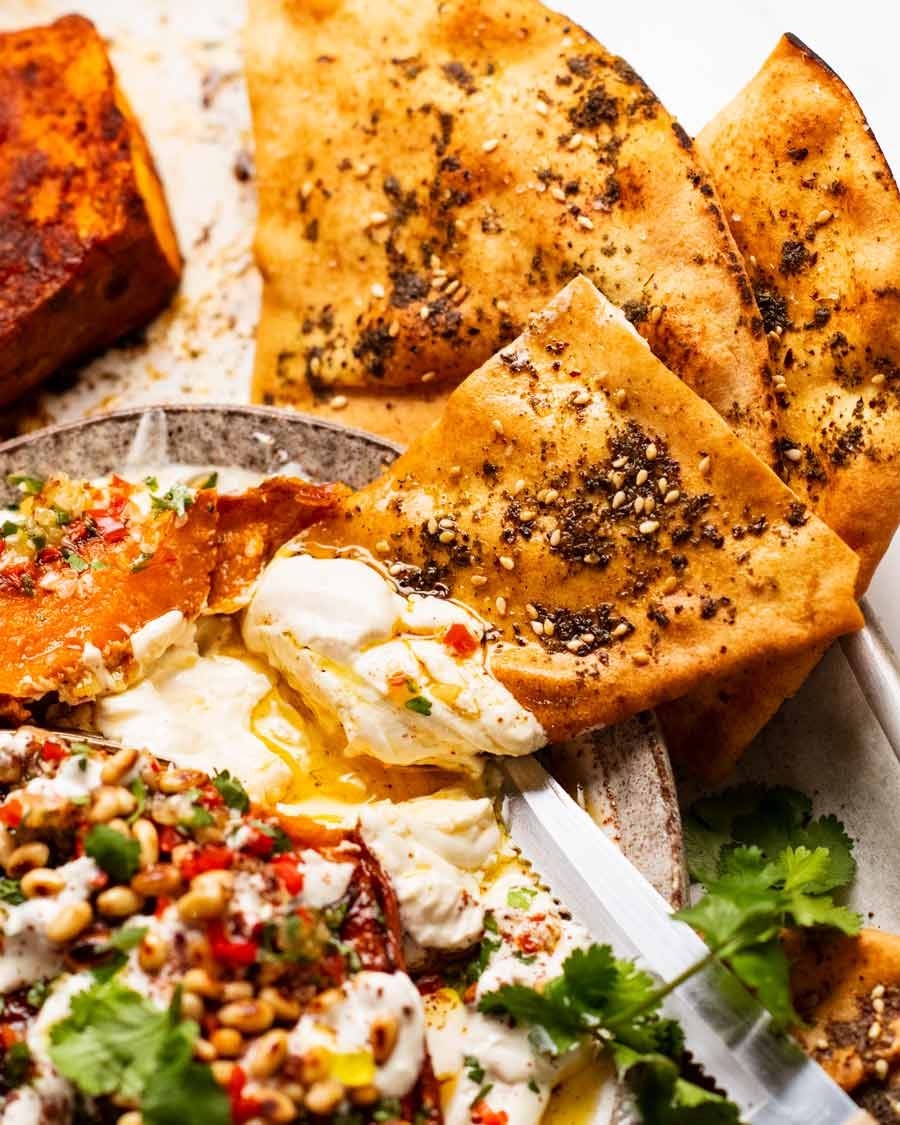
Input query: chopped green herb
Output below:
<box><xmin>130</xmin><ymin>551</ymin><xmax>155</xmax><ymax>573</ymax></box>
<box><xmin>91</xmin><ymin>560</ymin><xmax>109</xmax><ymax>572</ymax></box>
<box><xmin>55</xmin><ymin>507</ymin><xmax>73</xmax><ymax>526</ymax></box>
<box><xmin>528</xmin><ymin>1078</ymin><xmax>540</xmax><ymax>1094</ymax></box>
<box><xmin>249</xmin><ymin>819</ymin><xmax>292</xmax><ymax>854</ymax></box>
<box><xmin>150</xmin><ymin>482</ymin><xmax>194</xmax><ymax>518</ymax></box>
<box><xmin>1</xmin><ymin>520</ymin><xmax>19</xmax><ymax>537</ymax></box>
<box><xmin>507</xmin><ymin>885</ymin><xmax>538</xmax><ymax>910</ymax></box>
<box><xmin>92</xmin><ymin>926</ymin><xmax>150</xmax><ymax>982</ymax></box>
<box><xmin>30</xmin><ymin>532</ymin><xmax>46</xmax><ymax>551</ymax></box>
<box><xmin>0</xmin><ymin>877</ymin><xmax>25</xmax><ymax>905</ymax></box>
<box><xmin>128</xmin><ymin>777</ymin><xmax>147</xmax><ymax>825</ymax></box>
<box><xmin>7</xmin><ymin>473</ymin><xmax>44</xmax><ymax>495</ymax></box>
<box><xmin>464</xmin><ymin>1056</ymin><xmax>485</xmax><ymax>1084</ymax></box>
<box><xmin>373</xmin><ymin>1101</ymin><xmax>403</xmax><ymax>1123</ymax></box>
<box><xmin>4</xmin><ymin>1041</ymin><xmax>32</xmax><ymax>1087</ymax></box>
<box><xmin>213</xmin><ymin>770</ymin><xmax>249</xmax><ymax>813</ymax></box>
<box><xmin>144</xmin><ymin>476</ymin><xmax>160</xmax><ymax>490</ymax></box>
<box><xmin>71</xmin><ymin>795</ymin><xmax>90</xmax><ymax>806</ymax></box>
<box><xmin>197</xmin><ymin>472</ymin><xmax>218</xmax><ymax>490</ymax></box>
<box><xmin>404</xmin><ymin>695</ymin><xmax>432</xmax><ymax>716</ymax></box>
<box><xmin>85</xmin><ymin>825</ymin><xmax>140</xmax><ymax>884</ymax></box>
<box><xmin>65</xmin><ymin>552</ymin><xmax>89</xmax><ymax>573</ymax></box>
<box><xmin>27</xmin><ymin>979</ymin><xmax>51</xmax><ymax>1009</ymax></box>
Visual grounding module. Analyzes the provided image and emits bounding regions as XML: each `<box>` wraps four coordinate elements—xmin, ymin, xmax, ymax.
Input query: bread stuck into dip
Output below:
<box><xmin>0</xmin><ymin>15</ymin><xmax>181</xmax><ymax>407</ymax></box>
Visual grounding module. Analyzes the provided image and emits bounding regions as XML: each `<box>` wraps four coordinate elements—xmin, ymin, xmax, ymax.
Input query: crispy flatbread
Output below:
<box><xmin>660</xmin><ymin>34</ymin><xmax>900</xmax><ymax>778</ymax></box>
<box><xmin>300</xmin><ymin>276</ymin><xmax>861</xmax><ymax>740</ymax></box>
<box><xmin>246</xmin><ymin>0</ymin><xmax>775</xmax><ymax>455</ymax></box>
<box><xmin>787</xmin><ymin>928</ymin><xmax>900</xmax><ymax>1093</ymax></box>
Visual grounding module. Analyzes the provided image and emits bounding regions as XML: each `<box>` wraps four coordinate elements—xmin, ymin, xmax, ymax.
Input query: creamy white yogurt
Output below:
<box><xmin>298</xmin><ymin>849</ymin><xmax>356</xmax><ymax>908</ymax></box>
<box><xmin>243</xmin><ymin>553</ymin><xmax>545</xmax><ymax>770</ymax></box>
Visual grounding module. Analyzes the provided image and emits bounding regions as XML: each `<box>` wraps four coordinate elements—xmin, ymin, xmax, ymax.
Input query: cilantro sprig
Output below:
<box><xmin>85</xmin><ymin>825</ymin><xmax>141</xmax><ymax>884</ymax></box>
<box><xmin>150</xmin><ymin>482</ymin><xmax>194</xmax><ymax>518</ymax></box>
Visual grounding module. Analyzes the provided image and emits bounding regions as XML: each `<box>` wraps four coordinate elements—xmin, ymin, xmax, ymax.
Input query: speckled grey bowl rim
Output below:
<box><xmin>0</xmin><ymin>402</ymin><xmax>685</xmax><ymax>908</ymax></box>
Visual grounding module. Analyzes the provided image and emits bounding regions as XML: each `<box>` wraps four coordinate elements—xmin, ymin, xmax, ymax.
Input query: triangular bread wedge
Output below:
<box><xmin>246</xmin><ymin>0</ymin><xmax>774</xmax><ymax>455</ymax></box>
<box><xmin>299</xmin><ymin>276</ymin><xmax>861</xmax><ymax>740</ymax></box>
<box><xmin>660</xmin><ymin>34</ymin><xmax>900</xmax><ymax>778</ymax></box>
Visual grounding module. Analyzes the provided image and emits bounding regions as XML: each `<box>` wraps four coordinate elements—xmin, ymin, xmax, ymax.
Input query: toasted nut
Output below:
<box><xmin>305</xmin><ymin>1080</ymin><xmax>344</xmax><ymax>1116</ymax></box>
<box><xmin>310</xmin><ymin>988</ymin><xmax>343</xmax><ymax>1014</ymax></box>
<box><xmin>222</xmin><ymin>980</ymin><xmax>255</xmax><ymax>1002</ymax></box>
<box><xmin>0</xmin><ymin>827</ymin><xmax>13</xmax><ymax>868</ymax></box>
<box><xmin>138</xmin><ymin>931</ymin><xmax>169</xmax><ymax>972</ymax></box>
<box><xmin>101</xmin><ymin>748</ymin><xmax>138</xmax><ymax>786</ymax></box>
<box><xmin>212</xmin><ymin>1060</ymin><xmax>237</xmax><ymax>1087</ymax></box>
<box><xmin>370</xmin><ymin>1014</ymin><xmax>398</xmax><ymax>1064</ymax></box>
<box><xmin>178</xmin><ymin>887</ymin><xmax>227</xmax><ymax>922</ymax></box>
<box><xmin>132</xmin><ymin>864</ymin><xmax>182</xmax><ymax>897</ymax></box>
<box><xmin>248</xmin><ymin>1030</ymin><xmax>289</xmax><ymax>1078</ymax></box>
<box><xmin>47</xmin><ymin>901</ymin><xmax>93</xmax><ymax>944</ymax></box>
<box><xmin>350</xmin><ymin>1084</ymin><xmax>379</xmax><ymax>1106</ymax></box>
<box><xmin>8</xmin><ymin>842</ymin><xmax>49</xmax><ymax>876</ymax></box>
<box><xmin>218</xmin><ymin>1000</ymin><xmax>275</xmax><ymax>1034</ymax></box>
<box><xmin>259</xmin><ymin>987</ymin><xmax>301</xmax><ymax>1023</ymax></box>
<box><xmin>132</xmin><ymin>819</ymin><xmax>159</xmax><ymax>869</ymax></box>
<box><xmin>90</xmin><ymin>786</ymin><xmax>134</xmax><ymax>823</ymax></box>
<box><xmin>117</xmin><ymin>1113</ymin><xmax>143</xmax><ymax>1125</ymax></box>
<box><xmin>180</xmin><ymin>991</ymin><xmax>205</xmax><ymax>1021</ymax></box>
<box><xmin>247</xmin><ymin>1084</ymin><xmax>296</xmax><ymax>1123</ymax></box>
<box><xmin>193</xmin><ymin>1038</ymin><xmax>217</xmax><ymax>1063</ymax></box>
<box><xmin>107</xmin><ymin>818</ymin><xmax>132</xmax><ymax>837</ymax></box>
<box><xmin>21</xmin><ymin>868</ymin><xmax>65</xmax><ymax>898</ymax></box>
<box><xmin>299</xmin><ymin>1046</ymin><xmax>332</xmax><ymax>1086</ymax></box>
<box><xmin>211</xmin><ymin>1028</ymin><xmax>243</xmax><ymax>1057</ymax></box>
<box><xmin>184</xmin><ymin>968</ymin><xmax>222</xmax><ymax>998</ymax></box>
<box><xmin>97</xmin><ymin>886</ymin><xmax>144</xmax><ymax>918</ymax></box>
<box><xmin>158</xmin><ymin>768</ymin><xmax>205</xmax><ymax>795</ymax></box>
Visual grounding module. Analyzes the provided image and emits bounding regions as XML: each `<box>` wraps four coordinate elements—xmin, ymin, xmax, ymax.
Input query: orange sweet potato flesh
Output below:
<box><xmin>208</xmin><ymin>476</ymin><xmax>350</xmax><ymax>613</ymax></box>
<box><xmin>0</xmin><ymin>15</ymin><xmax>181</xmax><ymax>406</ymax></box>
<box><xmin>0</xmin><ymin>493</ymin><xmax>217</xmax><ymax>704</ymax></box>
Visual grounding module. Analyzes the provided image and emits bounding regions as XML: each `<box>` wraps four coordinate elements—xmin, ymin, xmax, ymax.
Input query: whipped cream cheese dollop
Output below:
<box><xmin>243</xmin><ymin>553</ymin><xmax>546</xmax><ymax>770</ymax></box>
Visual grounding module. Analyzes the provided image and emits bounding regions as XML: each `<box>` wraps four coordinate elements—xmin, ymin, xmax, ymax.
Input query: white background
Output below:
<box><xmin>553</xmin><ymin>0</ymin><xmax>900</xmax><ymax>649</ymax></box>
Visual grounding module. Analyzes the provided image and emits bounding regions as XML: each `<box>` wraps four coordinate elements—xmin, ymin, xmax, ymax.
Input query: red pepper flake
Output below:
<box><xmin>444</xmin><ymin>622</ymin><xmax>479</xmax><ymax>657</ymax></box>
<box><xmin>41</xmin><ymin>740</ymin><xmax>67</xmax><ymax>762</ymax></box>
<box><xmin>227</xmin><ymin>1065</ymin><xmax>263</xmax><ymax>1124</ymax></box>
<box><xmin>37</xmin><ymin>546</ymin><xmax>62</xmax><ymax>566</ymax></box>
<box><xmin>158</xmin><ymin>826</ymin><xmax>182</xmax><ymax>854</ymax></box>
<box><xmin>243</xmin><ymin>828</ymin><xmax>275</xmax><ymax>858</ymax></box>
<box><xmin>155</xmin><ymin>896</ymin><xmax>173</xmax><ymax>919</ymax></box>
<box><xmin>272</xmin><ymin>856</ymin><xmax>304</xmax><ymax>896</ymax></box>
<box><xmin>198</xmin><ymin>784</ymin><xmax>224</xmax><ymax>809</ymax></box>
<box><xmin>0</xmin><ymin>800</ymin><xmax>23</xmax><ymax>828</ymax></box>
<box><xmin>179</xmin><ymin>844</ymin><xmax>234</xmax><ymax>881</ymax></box>
<box><xmin>0</xmin><ymin>1026</ymin><xmax>20</xmax><ymax>1049</ymax></box>
<box><xmin>208</xmin><ymin>921</ymin><xmax>259</xmax><ymax>969</ymax></box>
<box><xmin>88</xmin><ymin>509</ymin><xmax>128</xmax><ymax>542</ymax></box>
<box><xmin>471</xmin><ymin>1104</ymin><xmax>509</xmax><ymax>1125</ymax></box>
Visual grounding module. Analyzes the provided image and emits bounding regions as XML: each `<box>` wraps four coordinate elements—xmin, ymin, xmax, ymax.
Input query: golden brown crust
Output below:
<box><xmin>787</xmin><ymin>928</ymin><xmax>900</xmax><ymax>1093</ymax></box>
<box><xmin>301</xmin><ymin>277</ymin><xmax>861</xmax><ymax>740</ymax></box>
<box><xmin>246</xmin><ymin>0</ymin><xmax>775</xmax><ymax>456</ymax></box>
<box><xmin>0</xmin><ymin>15</ymin><xmax>181</xmax><ymax>406</ymax></box>
<box><xmin>0</xmin><ymin>493</ymin><xmax>217</xmax><ymax>702</ymax></box>
<box><xmin>208</xmin><ymin>476</ymin><xmax>350</xmax><ymax>613</ymax></box>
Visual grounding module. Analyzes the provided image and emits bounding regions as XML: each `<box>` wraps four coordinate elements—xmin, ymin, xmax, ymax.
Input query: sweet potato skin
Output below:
<box><xmin>0</xmin><ymin>15</ymin><xmax>181</xmax><ymax>406</ymax></box>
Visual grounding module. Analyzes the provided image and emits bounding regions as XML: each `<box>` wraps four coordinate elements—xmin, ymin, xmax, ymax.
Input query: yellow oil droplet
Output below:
<box><xmin>544</xmin><ymin>1052</ymin><xmax>613</xmax><ymax>1125</ymax></box>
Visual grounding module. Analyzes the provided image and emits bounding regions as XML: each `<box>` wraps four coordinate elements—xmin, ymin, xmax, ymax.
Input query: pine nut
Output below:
<box><xmin>184</xmin><ymin>968</ymin><xmax>222</xmax><ymax>998</ymax></box>
<box><xmin>211</xmin><ymin>1028</ymin><xmax>243</xmax><ymax>1057</ymax></box>
<box><xmin>97</xmin><ymin>887</ymin><xmax>143</xmax><ymax>918</ymax></box>
<box><xmin>248</xmin><ymin>1030</ymin><xmax>289</xmax><ymax>1078</ymax></box>
<box><xmin>8</xmin><ymin>842</ymin><xmax>49</xmax><ymax>876</ymax></box>
<box><xmin>305</xmin><ymin>1080</ymin><xmax>344</xmax><ymax>1116</ymax></box>
<box><xmin>138</xmin><ymin>931</ymin><xmax>168</xmax><ymax>972</ymax></box>
<box><xmin>350</xmin><ymin>1084</ymin><xmax>379</xmax><ymax>1106</ymax></box>
<box><xmin>107</xmin><ymin>818</ymin><xmax>131</xmax><ymax>837</ymax></box>
<box><xmin>117</xmin><ymin>1113</ymin><xmax>143</xmax><ymax>1125</ymax></box>
<box><xmin>90</xmin><ymin>786</ymin><xmax>129</xmax><ymax>823</ymax></box>
<box><xmin>370</xmin><ymin>1014</ymin><xmax>398</xmax><ymax>1063</ymax></box>
<box><xmin>132</xmin><ymin>864</ymin><xmax>181</xmax><ymax>897</ymax></box>
<box><xmin>21</xmin><ymin>868</ymin><xmax>65</xmax><ymax>898</ymax></box>
<box><xmin>212</xmin><ymin>1060</ymin><xmax>237</xmax><ymax>1086</ymax></box>
<box><xmin>101</xmin><ymin>748</ymin><xmax>138</xmax><ymax>786</ymax></box>
<box><xmin>47</xmin><ymin>901</ymin><xmax>93</xmax><ymax>943</ymax></box>
<box><xmin>246</xmin><ymin>1084</ymin><xmax>296</xmax><ymax>1123</ymax></box>
<box><xmin>218</xmin><ymin>1000</ymin><xmax>275</xmax><ymax>1034</ymax></box>
<box><xmin>178</xmin><ymin>888</ymin><xmax>227</xmax><ymax>922</ymax></box>
<box><xmin>158</xmin><ymin>769</ymin><xmax>206</xmax><ymax>795</ymax></box>
<box><xmin>180</xmin><ymin>991</ymin><xmax>205</xmax><ymax>1021</ymax></box>
<box><xmin>132</xmin><ymin>819</ymin><xmax>159</xmax><ymax>869</ymax></box>
<box><xmin>299</xmin><ymin>1047</ymin><xmax>331</xmax><ymax>1085</ymax></box>
<box><xmin>222</xmin><ymin>981</ymin><xmax>255</xmax><ymax>1002</ymax></box>
<box><xmin>0</xmin><ymin>827</ymin><xmax>13</xmax><ymax>869</ymax></box>
<box><xmin>259</xmin><ymin>987</ymin><xmax>301</xmax><ymax>1022</ymax></box>
<box><xmin>193</xmin><ymin>1038</ymin><xmax>217</xmax><ymax>1063</ymax></box>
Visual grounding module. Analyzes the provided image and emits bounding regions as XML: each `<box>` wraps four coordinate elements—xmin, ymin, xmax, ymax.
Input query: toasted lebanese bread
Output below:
<box><xmin>209</xmin><ymin>476</ymin><xmax>350</xmax><ymax>613</ymax></box>
<box><xmin>298</xmin><ymin>276</ymin><xmax>861</xmax><ymax>741</ymax></box>
<box><xmin>661</xmin><ymin>34</ymin><xmax>900</xmax><ymax>779</ymax></box>
<box><xmin>246</xmin><ymin>0</ymin><xmax>775</xmax><ymax>455</ymax></box>
<box><xmin>787</xmin><ymin>928</ymin><xmax>900</xmax><ymax>1093</ymax></box>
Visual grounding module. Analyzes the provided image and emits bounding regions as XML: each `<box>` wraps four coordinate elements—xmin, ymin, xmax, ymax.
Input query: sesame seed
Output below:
<box><xmin>698</xmin><ymin>455</ymin><xmax>711</xmax><ymax>476</ymax></box>
<box><xmin>375</xmin><ymin>540</ymin><xmax>390</xmax><ymax>554</ymax></box>
<box><xmin>444</xmin><ymin>279</ymin><xmax>460</xmax><ymax>296</ymax></box>
<box><xmin>544</xmin><ymin>489</ymin><xmax>560</xmax><ymax>503</ymax></box>
<box><xmin>531</xmin><ymin>620</ymin><xmax>544</xmax><ymax>636</ymax></box>
<box><xmin>580</xmin><ymin>632</ymin><xmax>595</xmax><ymax>644</ymax></box>
<box><xmin>612</xmin><ymin>623</ymin><xmax>629</xmax><ymax>638</ymax></box>
<box><xmin>874</xmin><ymin>997</ymin><xmax>885</xmax><ymax>1014</ymax></box>
<box><xmin>612</xmin><ymin>456</ymin><xmax>628</xmax><ymax>469</ymax></box>
<box><xmin>815</xmin><ymin>208</ymin><xmax>833</xmax><ymax>225</ymax></box>
<box><xmin>549</xmin><ymin>529</ymin><xmax>561</xmax><ymax>547</ymax></box>
<box><xmin>449</xmin><ymin>465</ymin><xmax>462</xmax><ymax>478</ymax></box>
<box><xmin>452</xmin><ymin>286</ymin><xmax>469</xmax><ymax>305</ymax></box>
<box><xmin>389</xmin><ymin>563</ymin><xmax>406</xmax><ymax>576</ymax></box>
<box><xmin>665</xmin><ymin>489</ymin><xmax>680</xmax><ymax>505</ymax></box>
<box><xmin>421</xmin><ymin>371</ymin><xmax>436</xmax><ymax>383</ymax></box>
<box><xmin>430</xmin><ymin>254</ymin><xmax>442</xmax><ymax>269</ymax></box>
<box><xmin>662</xmin><ymin>576</ymin><xmax>679</xmax><ymax>594</ymax></box>
<box><xmin>526</xmin><ymin>604</ymin><xmax>538</xmax><ymax>619</ymax></box>
<box><xmin>388</xmin><ymin>320</ymin><xmax>400</xmax><ymax>337</ymax></box>
<box><xmin>634</xmin><ymin>497</ymin><xmax>645</xmax><ymax>515</ymax></box>
<box><xmin>566</xmin><ymin>638</ymin><xmax>582</xmax><ymax>653</ymax></box>
<box><xmin>514</xmin><ymin>478</ymin><xmax>526</xmax><ymax>495</ymax></box>
<box><xmin>551</xmin><ymin>186</ymin><xmax>567</xmax><ymax>203</ymax></box>
<box><xmin>644</xmin><ymin>496</ymin><xmax>656</xmax><ymax>514</ymax></box>
<box><xmin>427</xmin><ymin>517</ymin><xmax>438</xmax><ymax>535</ymax></box>
<box><xmin>645</xmin><ymin>443</ymin><xmax>658</xmax><ymax>461</ymax></box>
<box><xmin>869</xmin><ymin>1021</ymin><xmax>882</xmax><ymax>1041</ymax></box>
<box><xmin>471</xmin><ymin>574</ymin><xmax>488</xmax><ymax>587</ymax></box>
<box><xmin>543</xmin><ymin>619</ymin><xmax>555</xmax><ymax>636</ymax></box>
<box><xmin>872</xmin><ymin>373</ymin><xmax>886</xmax><ymax>386</ymax></box>
<box><xmin>815</xmin><ymin>1038</ymin><xmax>829</xmax><ymax>1051</ymax></box>
<box><xmin>657</xmin><ymin>477</ymin><xmax>668</xmax><ymax>493</ymax></box>
<box><xmin>300</xmin><ymin>180</ymin><xmax>314</xmax><ymax>199</ymax></box>
<box><xmin>650</xmin><ymin>305</ymin><xmax>663</xmax><ymax>324</ymax></box>
<box><xmin>367</xmin><ymin>210</ymin><xmax>389</xmax><ymax>227</ymax></box>
<box><xmin>731</xmin><ymin>212</ymin><xmax>742</xmax><ymax>223</ymax></box>
<box><xmin>499</xmin><ymin>555</ymin><xmax>515</xmax><ymax>571</ymax></box>
<box><xmin>492</xmin><ymin>419</ymin><xmax>504</xmax><ymax>436</ymax></box>
<box><xmin>635</xmin><ymin>468</ymin><xmax>649</xmax><ymax>486</ymax></box>
<box><xmin>614</xmin><ymin>389</ymin><xmax>627</xmax><ymax>406</ymax></box>
<box><xmin>309</xmin><ymin>356</ymin><xmax>322</xmax><ymax>376</ymax></box>
<box><xmin>876</xmin><ymin>1059</ymin><xmax>889</xmax><ymax>1080</ymax></box>
<box><xmin>872</xmin><ymin>985</ymin><xmax>886</xmax><ymax>1000</ymax></box>
<box><xmin>610</xmin><ymin>471</ymin><xmax>625</xmax><ymax>489</ymax></box>
<box><xmin>784</xmin><ymin>447</ymin><xmax>803</xmax><ymax>462</ymax></box>
<box><xmin>568</xmin><ymin>133</ymin><xmax>583</xmax><ymax>150</ymax></box>
<box><xmin>329</xmin><ymin>394</ymin><xmax>348</xmax><ymax>410</ymax></box>
<box><xmin>482</xmin><ymin>138</ymin><xmax>499</xmax><ymax>153</ymax></box>
<box><xmin>495</xmin><ymin>596</ymin><xmax>507</xmax><ymax>616</ymax></box>
<box><xmin>371</xmin><ymin>282</ymin><xmax>385</xmax><ymax>299</ymax></box>
<box><xmin>496</xmin><ymin>299</ymin><xmax>510</xmax><ymax>313</ymax></box>
<box><xmin>573</xmin><ymin>389</ymin><xmax>591</xmax><ymax>405</ymax></box>
<box><xmin>419</xmin><ymin>305</ymin><xmax>431</xmax><ymax>320</ymax></box>
<box><xmin>577</xmin><ymin>215</ymin><xmax>594</xmax><ymax>230</ymax></box>
<box><xmin>633</xmin><ymin>652</ymin><xmax>650</xmax><ymax>666</ymax></box>
<box><xmin>438</xmin><ymin>530</ymin><xmax>455</xmax><ymax>544</ymax></box>
<box><xmin>519</xmin><ymin>509</ymin><xmax>536</xmax><ymax>522</ymax></box>
<box><xmin>535</xmin><ymin>99</ymin><xmax>549</xmax><ymax>116</ymax></box>
<box><xmin>439</xmin><ymin>517</ymin><xmax>456</xmax><ymax>529</ymax></box>
<box><xmin>583</xmin><ymin>553</ymin><xmax>600</xmax><ymax>564</ymax></box>
<box><xmin>612</xmin><ymin>490</ymin><xmax>626</xmax><ymax>510</ymax></box>
<box><xmin>639</xmin><ymin>520</ymin><xmax>660</xmax><ymax>535</ymax></box>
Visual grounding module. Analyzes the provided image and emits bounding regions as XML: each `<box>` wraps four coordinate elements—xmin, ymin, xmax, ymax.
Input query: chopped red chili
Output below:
<box><xmin>179</xmin><ymin>844</ymin><xmax>234</xmax><ymax>881</ymax></box>
<box><xmin>272</xmin><ymin>856</ymin><xmax>304</xmax><ymax>895</ymax></box>
<box><xmin>208</xmin><ymin>921</ymin><xmax>259</xmax><ymax>969</ymax></box>
<box><xmin>40</xmin><ymin>740</ymin><xmax>67</xmax><ymax>762</ymax></box>
<box><xmin>471</xmin><ymin>1103</ymin><xmax>509</xmax><ymax>1125</ymax></box>
<box><xmin>444</xmin><ymin>622</ymin><xmax>479</xmax><ymax>657</ymax></box>
<box><xmin>88</xmin><ymin>510</ymin><xmax>128</xmax><ymax>542</ymax></box>
<box><xmin>243</xmin><ymin>829</ymin><xmax>275</xmax><ymax>858</ymax></box>
<box><xmin>0</xmin><ymin>800</ymin><xmax>23</xmax><ymax>828</ymax></box>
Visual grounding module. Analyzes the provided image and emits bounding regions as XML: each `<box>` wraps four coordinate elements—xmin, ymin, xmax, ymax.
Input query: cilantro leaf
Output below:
<box><xmin>65</xmin><ymin>552</ymin><xmax>89</xmax><ymax>573</ymax></box>
<box><xmin>3</xmin><ymin>1041</ymin><xmax>32</xmax><ymax>1087</ymax></box>
<box><xmin>150</xmin><ymin>482</ymin><xmax>194</xmax><ymax>518</ymax></box>
<box><xmin>7</xmin><ymin>473</ymin><xmax>44</xmax><ymax>495</ymax></box>
<box><xmin>726</xmin><ymin>941</ymin><xmax>797</xmax><ymax>1029</ymax></box>
<box><xmin>213</xmin><ymin>770</ymin><xmax>250</xmax><ymax>813</ymax></box>
<box><xmin>614</xmin><ymin>1045</ymin><xmax>741</xmax><ymax>1125</ymax></box>
<box><xmin>405</xmin><ymin>695</ymin><xmax>432</xmax><ymax>716</ymax></box>
<box><xmin>0</xmin><ymin>877</ymin><xmax>25</xmax><ymax>905</ymax></box>
<box><xmin>85</xmin><ymin>825</ymin><xmax>141</xmax><ymax>884</ymax></box>
<box><xmin>506</xmin><ymin>885</ymin><xmax>538</xmax><ymax>910</ymax></box>
<box><xmin>479</xmin><ymin>982</ymin><xmax>584</xmax><ymax>1056</ymax></box>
